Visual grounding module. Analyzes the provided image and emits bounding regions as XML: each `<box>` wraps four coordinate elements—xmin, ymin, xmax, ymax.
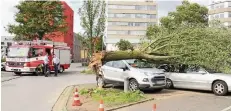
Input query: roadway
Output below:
<box><xmin>1</xmin><ymin>63</ymin><xmax>231</xmax><ymax>111</ymax></box>
<box><xmin>1</xmin><ymin>63</ymin><xmax>96</xmax><ymax>111</ymax></box>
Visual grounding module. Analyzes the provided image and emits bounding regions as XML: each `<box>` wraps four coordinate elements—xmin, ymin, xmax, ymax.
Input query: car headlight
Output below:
<box><xmin>143</xmin><ymin>78</ymin><xmax>149</xmax><ymax>82</ymax></box>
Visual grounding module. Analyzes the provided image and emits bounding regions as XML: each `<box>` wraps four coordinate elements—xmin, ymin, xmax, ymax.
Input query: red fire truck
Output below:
<box><xmin>5</xmin><ymin>40</ymin><xmax>71</xmax><ymax>76</ymax></box>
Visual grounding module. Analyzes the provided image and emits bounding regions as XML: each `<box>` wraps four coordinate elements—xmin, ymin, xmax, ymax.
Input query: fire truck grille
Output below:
<box><xmin>8</xmin><ymin>62</ymin><xmax>25</xmax><ymax>67</ymax></box>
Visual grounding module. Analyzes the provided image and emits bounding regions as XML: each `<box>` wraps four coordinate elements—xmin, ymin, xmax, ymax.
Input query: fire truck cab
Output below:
<box><xmin>5</xmin><ymin>40</ymin><xmax>71</xmax><ymax>76</ymax></box>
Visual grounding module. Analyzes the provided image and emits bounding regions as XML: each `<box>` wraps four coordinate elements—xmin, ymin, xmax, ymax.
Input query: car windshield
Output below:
<box><xmin>7</xmin><ymin>47</ymin><xmax>30</xmax><ymax>57</ymax></box>
<box><xmin>125</xmin><ymin>59</ymin><xmax>155</xmax><ymax>68</ymax></box>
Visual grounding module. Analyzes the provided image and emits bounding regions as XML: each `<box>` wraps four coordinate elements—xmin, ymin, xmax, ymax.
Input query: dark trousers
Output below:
<box><xmin>54</xmin><ymin>63</ymin><xmax>59</xmax><ymax>76</ymax></box>
<box><xmin>44</xmin><ymin>64</ymin><xmax>49</xmax><ymax>73</ymax></box>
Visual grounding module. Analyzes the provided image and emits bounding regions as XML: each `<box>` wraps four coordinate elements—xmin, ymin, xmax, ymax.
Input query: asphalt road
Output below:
<box><xmin>2</xmin><ymin>64</ymin><xmax>231</xmax><ymax>111</ymax></box>
<box><xmin>117</xmin><ymin>90</ymin><xmax>231</xmax><ymax>111</ymax></box>
<box><xmin>1</xmin><ymin>63</ymin><xmax>96</xmax><ymax>111</ymax></box>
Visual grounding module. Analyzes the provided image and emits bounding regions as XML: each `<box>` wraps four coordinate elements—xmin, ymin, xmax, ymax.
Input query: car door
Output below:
<box><xmin>101</xmin><ymin>61</ymin><xmax>115</xmax><ymax>80</ymax></box>
<box><xmin>111</xmin><ymin>60</ymin><xmax>128</xmax><ymax>82</ymax></box>
<box><xmin>167</xmin><ymin>64</ymin><xmax>191</xmax><ymax>89</ymax></box>
<box><xmin>184</xmin><ymin>68</ymin><xmax>211</xmax><ymax>90</ymax></box>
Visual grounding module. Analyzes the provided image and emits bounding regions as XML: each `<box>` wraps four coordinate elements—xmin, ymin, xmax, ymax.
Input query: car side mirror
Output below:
<box><xmin>121</xmin><ymin>67</ymin><xmax>128</xmax><ymax>71</ymax></box>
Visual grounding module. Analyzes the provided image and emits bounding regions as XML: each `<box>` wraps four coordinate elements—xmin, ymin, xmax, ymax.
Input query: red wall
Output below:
<box><xmin>44</xmin><ymin>1</ymin><xmax>74</xmax><ymax>56</ymax></box>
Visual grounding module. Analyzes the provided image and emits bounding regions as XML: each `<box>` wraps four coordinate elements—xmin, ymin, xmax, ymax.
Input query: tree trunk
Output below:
<box><xmin>89</xmin><ymin>50</ymin><xmax>178</xmax><ymax>68</ymax></box>
<box><xmin>102</xmin><ymin>51</ymin><xmax>176</xmax><ymax>61</ymax></box>
<box><xmin>38</xmin><ymin>31</ymin><xmax>45</xmax><ymax>40</ymax></box>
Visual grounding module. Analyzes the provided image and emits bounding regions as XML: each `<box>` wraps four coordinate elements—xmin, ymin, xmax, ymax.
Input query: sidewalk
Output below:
<box><xmin>115</xmin><ymin>92</ymin><xmax>231</xmax><ymax>111</ymax></box>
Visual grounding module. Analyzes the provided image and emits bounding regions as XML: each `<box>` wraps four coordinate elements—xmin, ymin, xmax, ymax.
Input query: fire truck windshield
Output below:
<box><xmin>7</xmin><ymin>47</ymin><xmax>30</xmax><ymax>57</ymax></box>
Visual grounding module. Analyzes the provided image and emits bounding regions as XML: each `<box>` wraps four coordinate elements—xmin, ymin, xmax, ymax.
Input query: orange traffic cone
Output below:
<box><xmin>72</xmin><ymin>88</ymin><xmax>82</xmax><ymax>106</ymax></box>
<box><xmin>98</xmin><ymin>99</ymin><xmax>104</xmax><ymax>111</ymax></box>
<box><xmin>153</xmin><ymin>104</ymin><xmax>156</xmax><ymax>111</ymax></box>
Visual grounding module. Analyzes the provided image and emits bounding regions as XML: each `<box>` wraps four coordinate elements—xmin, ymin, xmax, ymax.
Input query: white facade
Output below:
<box><xmin>104</xmin><ymin>0</ymin><xmax>158</xmax><ymax>51</ymax></box>
<box><xmin>208</xmin><ymin>0</ymin><xmax>231</xmax><ymax>26</ymax></box>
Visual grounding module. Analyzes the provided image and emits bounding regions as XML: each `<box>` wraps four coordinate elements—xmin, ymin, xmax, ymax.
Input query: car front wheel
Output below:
<box><xmin>165</xmin><ymin>79</ymin><xmax>173</xmax><ymax>89</ymax></box>
<box><xmin>14</xmin><ymin>72</ymin><xmax>22</xmax><ymax>76</ymax></box>
<box><xmin>212</xmin><ymin>81</ymin><xmax>228</xmax><ymax>96</ymax></box>
<box><xmin>58</xmin><ymin>66</ymin><xmax>64</xmax><ymax>73</ymax></box>
<box><xmin>129</xmin><ymin>79</ymin><xmax>139</xmax><ymax>91</ymax></box>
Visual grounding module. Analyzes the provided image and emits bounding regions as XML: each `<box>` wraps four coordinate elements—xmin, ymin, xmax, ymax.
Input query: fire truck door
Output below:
<box><xmin>45</xmin><ymin>48</ymin><xmax>53</xmax><ymax>66</ymax></box>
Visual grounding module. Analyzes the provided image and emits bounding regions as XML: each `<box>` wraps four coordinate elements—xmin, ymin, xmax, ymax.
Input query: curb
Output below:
<box><xmin>1</xmin><ymin>76</ymin><xmax>22</xmax><ymax>82</ymax></box>
<box><xmin>54</xmin><ymin>84</ymin><xmax>156</xmax><ymax>111</ymax></box>
<box><xmin>106</xmin><ymin>97</ymin><xmax>155</xmax><ymax>111</ymax></box>
<box><xmin>51</xmin><ymin>85</ymin><xmax>74</xmax><ymax>111</ymax></box>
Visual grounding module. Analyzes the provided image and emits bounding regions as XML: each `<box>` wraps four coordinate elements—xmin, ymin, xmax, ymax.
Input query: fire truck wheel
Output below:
<box><xmin>34</xmin><ymin>68</ymin><xmax>42</xmax><ymax>76</ymax></box>
<box><xmin>58</xmin><ymin>66</ymin><xmax>64</xmax><ymax>73</ymax></box>
<box><xmin>14</xmin><ymin>72</ymin><xmax>22</xmax><ymax>76</ymax></box>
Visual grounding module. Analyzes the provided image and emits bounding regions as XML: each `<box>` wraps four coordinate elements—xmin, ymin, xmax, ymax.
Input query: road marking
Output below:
<box><xmin>1</xmin><ymin>76</ymin><xmax>22</xmax><ymax>83</ymax></box>
<box><xmin>221</xmin><ymin>105</ymin><xmax>231</xmax><ymax>111</ymax></box>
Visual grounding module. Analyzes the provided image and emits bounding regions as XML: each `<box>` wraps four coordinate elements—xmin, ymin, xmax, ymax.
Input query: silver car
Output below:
<box><xmin>100</xmin><ymin>59</ymin><xmax>166</xmax><ymax>91</ymax></box>
<box><xmin>160</xmin><ymin>64</ymin><xmax>231</xmax><ymax>96</ymax></box>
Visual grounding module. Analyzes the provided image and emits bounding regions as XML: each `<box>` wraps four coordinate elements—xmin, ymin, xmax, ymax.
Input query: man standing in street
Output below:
<box><xmin>52</xmin><ymin>54</ymin><xmax>60</xmax><ymax>77</ymax></box>
<box><xmin>44</xmin><ymin>53</ymin><xmax>49</xmax><ymax>77</ymax></box>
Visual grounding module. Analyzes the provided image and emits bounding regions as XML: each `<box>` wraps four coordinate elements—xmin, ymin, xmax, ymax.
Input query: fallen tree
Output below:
<box><xmin>89</xmin><ymin>25</ymin><xmax>231</xmax><ymax>74</ymax></box>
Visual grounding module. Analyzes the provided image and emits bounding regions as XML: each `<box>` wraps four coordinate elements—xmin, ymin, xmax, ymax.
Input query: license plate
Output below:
<box><xmin>156</xmin><ymin>81</ymin><xmax>165</xmax><ymax>84</ymax></box>
<box><xmin>12</xmin><ymin>69</ymin><xmax>20</xmax><ymax>71</ymax></box>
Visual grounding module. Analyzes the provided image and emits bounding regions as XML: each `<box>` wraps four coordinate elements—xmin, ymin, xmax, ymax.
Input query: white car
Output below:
<box><xmin>100</xmin><ymin>59</ymin><xmax>166</xmax><ymax>91</ymax></box>
<box><xmin>159</xmin><ymin>64</ymin><xmax>231</xmax><ymax>96</ymax></box>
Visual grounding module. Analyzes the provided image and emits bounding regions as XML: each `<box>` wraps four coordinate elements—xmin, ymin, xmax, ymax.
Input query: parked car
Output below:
<box><xmin>100</xmin><ymin>59</ymin><xmax>166</xmax><ymax>91</ymax></box>
<box><xmin>158</xmin><ymin>64</ymin><xmax>231</xmax><ymax>96</ymax></box>
<box><xmin>1</xmin><ymin>62</ymin><xmax>6</xmax><ymax>71</ymax></box>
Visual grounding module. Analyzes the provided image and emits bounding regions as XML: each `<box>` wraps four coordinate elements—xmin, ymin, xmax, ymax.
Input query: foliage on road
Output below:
<box><xmin>160</xmin><ymin>0</ymin><xmax>208</xmax><ymax>30</ymax></box>
<box><xmin>79</xmin><ymin>0</ymin><xmax>106</xmax><ymax>56</ymax></box>
<box><xmin>7</xmin><ymin>1</ymin><xmax>67</xmax><ymax>40</ymax></box>
<box><xmin>116</xmin><ymin>39</ymin><xmax>134</xmax><ymax>51</ymax></box>
<box><xmin>79</xmin><ymin>88</ymin><xmax>145</xmax><ymax>106</ymax></box>
<box><xmin>80</xmin><ymin>68</ymin><xmax>94</xmax><ymax>74</ymax></box>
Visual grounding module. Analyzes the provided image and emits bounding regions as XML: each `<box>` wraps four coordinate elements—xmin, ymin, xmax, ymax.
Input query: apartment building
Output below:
<box><xmin>105</xmin><ymin>0</ymin><xmax>158</xmax><ymax>51</ymax></box>
<box><xmin>208</xmin><ymin>0</ymin><xmax>231</xmax><ymax>26</ymax></box>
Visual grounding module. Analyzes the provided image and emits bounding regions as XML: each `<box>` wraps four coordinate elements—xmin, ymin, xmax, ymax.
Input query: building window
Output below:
<box><xmin>134</xmin><ymin>22</ymin><xmax>147</xmax><ymax>26</ymax></box>
<box><xmin>135</xmin><ymin>14</ymin><xmax>145</xmax><ymax>18</ymax></box>
<box><xmin>229</xmin><ymin>12</ymin><xmax>231</xmax><ymax>17</ymax></box>
<box><xmin>220</xmin><ymin>13</ymin><xmax>224</xmax><ymax>18</ymax></box>
<box><xmin>135</xmin><ymin>5</ymin><xmax>146</xmax><ymax>10</ymax></box>
<box><xmin>147</xmin><ymin>14</ymin><xmax>156</xmax><ymax>19</ymax></box>
<box><xmin>130</xmin><ymin>31</ymin><xmax>146</xmax><ymax>36</ymax></box>
<box><xmin>228</xmin><ymin>2</ymin><xmax>231</xmax><ymax>7</ymax></box>
<box><xmin>108</xmin><ymin>30</ymin><xmax>146</xmax><ymax>36</ymax></box>
<box><xmin>108</xmin><ymin>14</ymin><xmax>114</xmax><ymax>18</ymax></box>
<box><xmin>108</xmin><ymin>22</ymin><xmax>151</xmax><ymax>27</ymax></box>
<box><xmin>1</xmin><ymin>42</ymin><xmax>4</xmax><ymax>45</ymax></box>
<box><xmin>147</xmin><ymin>6</ymin><xmax>156</xmax><ymax>10</ymax></box>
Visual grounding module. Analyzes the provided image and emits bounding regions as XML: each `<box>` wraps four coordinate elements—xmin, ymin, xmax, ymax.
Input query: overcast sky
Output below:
<box><xmin>0</xmin><ymin>0</ymin><xmax>210</xmax><ymax>36</ymax></box>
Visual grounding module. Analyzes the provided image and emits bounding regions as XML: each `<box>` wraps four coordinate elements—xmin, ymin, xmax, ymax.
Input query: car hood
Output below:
<box><xmin>133</xmin><ymin>68</ymin><xmax>164</xmax><ymax>74</ymax></box>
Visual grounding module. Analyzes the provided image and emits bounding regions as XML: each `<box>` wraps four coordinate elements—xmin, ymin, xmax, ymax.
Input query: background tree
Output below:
<box><xmin>160</xmin><ymin>0</ymin><xmax>208</xmax><ymax>30</ymax></box>
<box><xmin>7</xmin><ymin>1</ymin><xmax>67</xmax><ymax>40</ymax></box>
<box><xmin>116</xmin><ymin>39</ymin><xmax>134</xmax><ymax>51</ymax></box>
<box><xmin>79</xmin><ymin>0</ymin><xmax>106</xmax><ymax>57</ymax></box>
